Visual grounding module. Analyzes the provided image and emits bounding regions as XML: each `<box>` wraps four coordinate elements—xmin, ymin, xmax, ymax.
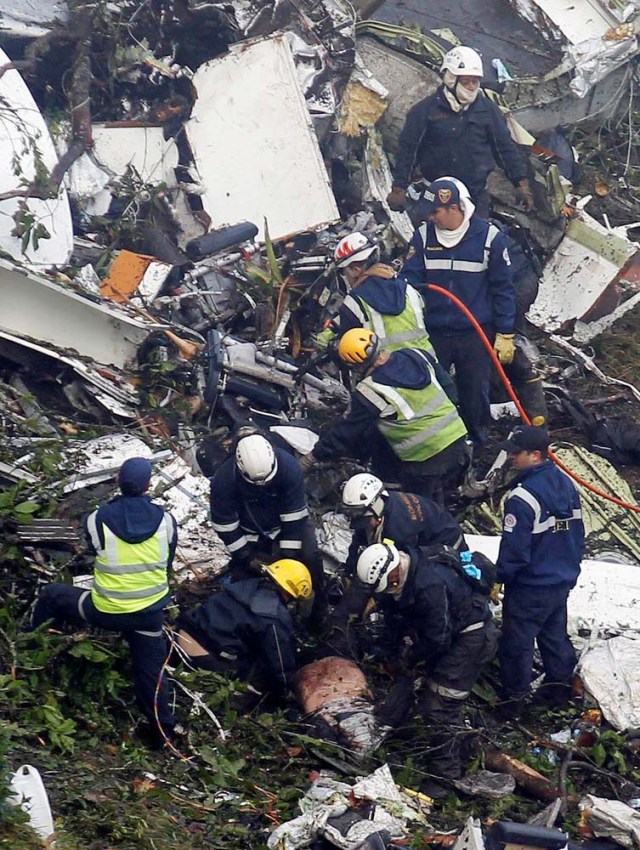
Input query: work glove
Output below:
<box><xmin>386</xmin><ymin>185</ymin><xmax>408</xmax><ymax>212</ymax></box>
<box><xmin>299</xmin><ymin>451</ymin><xmax>317</xmax><ymax>472</ymax></box>
<box><xmin>516</xmin><ymin>178</ymin><xmax>535</xmax><ymax>212</ymax></box>
<box><xmin>314</xmin><ymin>326</ymin><xmax>334</xmax><ymax>351</ymax></box>
<box><xmin>493</xmin><ymin>333</ymin><xmax>516</xmax><ymax>365</ymax></box>
<box><xmin>490</xmin><ymin>583</ymin><xmax>502</xmax><ymax>605</ymax></box>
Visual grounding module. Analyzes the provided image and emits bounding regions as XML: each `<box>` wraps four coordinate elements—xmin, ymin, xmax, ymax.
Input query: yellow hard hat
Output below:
<box><xmin>337</xmin><ymin>328</ymin><xmax>379</xmax><ymax>366</ymax></box>
<box><xmin>263</xmin><ymin>559</ymin><xmax>313</xmax><ymax>599</ymax></box>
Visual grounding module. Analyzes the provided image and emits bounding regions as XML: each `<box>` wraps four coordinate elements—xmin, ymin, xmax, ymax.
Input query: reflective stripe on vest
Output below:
<box><xmin>353</xmin><ymin>287</ymin><xmax>434</xmax><ymax>355</ymax></box>
<box><xmin>357</xmin><ymin>357</ymin><xmax>467</xmax><ymax>462</ymax></box>
<box><xmin>419</xmin><ymin>223</ymin><xmax>499</xmax><ymax>274</ymax></box>
<box><xmin>87</xmin><ymin>511</ymin><xmax>172</xmax><ymax>614</ymax></box>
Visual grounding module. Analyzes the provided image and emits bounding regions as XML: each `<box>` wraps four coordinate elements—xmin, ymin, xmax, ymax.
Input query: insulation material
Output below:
<box><xmin>579</xmin><ymin>795</ymin><xmax>640</xmax><ymax>846</ymax></box>
<box><xmin>267</xmin><ymin>764</ymin><xmax>429</xmax><ymax>850</ymax></box>
<box><xmin>188</xmin><ymin>34</ymin><xmax>339</xmax><ymax>242</ymax></box>
<box><xmin>0</xmin><ymin>45</ymin><xmax>73</xmax><ymax>267</ymax></box>
<box><xmin>101</xmin><ymin>250</ymin><xmax>173</xmax><ymax>304</ymax></box>
<box><xmin>578</xmin><ymin>636</ymin><xmax>640</xmax><ymax>730</ymax></box>
<box><xmin>337</xmin><ymin>70</ymin><xmax>388</xmax><ymax>137</ymax></box>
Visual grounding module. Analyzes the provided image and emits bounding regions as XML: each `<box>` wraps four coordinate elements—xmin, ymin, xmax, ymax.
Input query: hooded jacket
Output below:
<box><xmin>177</xmin><ymin>578</ymin><xmax>297</xmax><ymax>695</ymax></box>
<box><xmin>392</xmin><ymin>86</ymin><xmax>528</xmax><ymax>195</ymax></box>
<box><xmin>497</xmin><ymin>461</ymin><xmax>584</xmax><ymax>587</ymax></box>
<box><xmin>83</xmin><ymin>494</ymin><xmax>177</xmax><ymax>612</ymax></box>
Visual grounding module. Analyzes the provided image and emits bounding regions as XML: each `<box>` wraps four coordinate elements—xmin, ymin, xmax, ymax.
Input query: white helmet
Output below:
<box><xmin>235</xmin><ymin>435</ymin><xmax>278</xmax><ymax>485</ymax></box>
<box><xmin>441</xmin><ymin>46</ymin><xmax>483</xmax><ymax>78</ymax></box>
<box><xmin>334</xmin><ymin>232</ymin><xmax>379</xmax><ymax>269</ymax></box>
<box><xmin>342</xmin><ymin>473</ymin><xmax>387</xmax><ymax>519</ymax></box>
<box><xmin>356</xmin><ymin>542</ymin><xmax>400</xmax><ymax>592</ymax></box>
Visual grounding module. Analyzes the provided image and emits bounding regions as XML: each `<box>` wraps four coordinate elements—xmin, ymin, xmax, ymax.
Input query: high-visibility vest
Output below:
<box><xmin>342</xmin><ymin>285</ymin><xmax>434</xmax><ymax>355</ymax></box>
<box><xmin>86</xmin><ymin>512</ymin><xmax>174</xmax><ymax>614</ymax></box>
<box><xmin>357</xmin><ymin>353</ymin><xmax>467</xmax><ymax>462</ymax></box>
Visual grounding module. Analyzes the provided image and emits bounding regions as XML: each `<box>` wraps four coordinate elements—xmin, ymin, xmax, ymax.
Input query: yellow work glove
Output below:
<box><xmin>314</xmin><ymin>327</ymin><xmax>334</xmax><ymax>351</ymax></box>
<box><xmin>490</xmin><ymin>583</ymin><xmax>502</xmax><ymax>605</ymax></box>
<box><xmin>494</xmin><ymin>333</ymin><xmax>516</xmax><ymax>365</ymax></box>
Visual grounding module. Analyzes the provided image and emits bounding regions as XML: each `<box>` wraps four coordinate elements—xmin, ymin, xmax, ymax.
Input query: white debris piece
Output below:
<box><xmin>268</xmin><ymin>764</ymin><xmax>429</xmax><ymax>850</ymax></box>
<box><xmin>452</xmin><ymin>817</ymin><xmax>486</xmax><ymax>850</ymax></box>
<box><xmin>8</xmin><ymin>765</ymin><xmax>55</xmax><ymax>840</ymax></box>
<box><xmin>0</xmin><ymin>0</ymin><xmax>67</xmax><ymax>37</ymax></box>
<box><xmin>579</xmin><ymin>795</ymin><xmax>640</xmax><ymax>848</ymax></box>
<box><xmin>0</xmin><ymin>261</ymin><xmax>154</xmax><ymax>369</ymax></box>
<box><xmin>188</xmin><ymin>33</ymin><xmax>339</xmax><ymax>242</ymax></box>
<box><xmin>578</xmin><ymin>636</ymin><xmax>640</xmax><ymax>730</ymax></box>
<box><xmin>0</xmin><ymin>46</ymin><xmax>73</xmax><ymax>266</ymax></box>
<box><xmin>316</xmin><ymin>511</ymin><xmax>353</xmax><ymax>566</ymax></box>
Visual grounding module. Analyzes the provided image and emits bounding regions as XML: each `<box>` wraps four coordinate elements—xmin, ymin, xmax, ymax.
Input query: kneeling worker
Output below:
<box><xmin>174</xmin><ymin>559</ymin><xmax>312</xmax><ymax>701</ymax></box>
<box><xmin>356</xmin><ymin>542</ymin><xmax>497</xmax><ymax>797</ymax></box>
<box><xmin>301</xmin><ymin>329</ymin><xmax>468</xmax><ymax>504</ymax></box>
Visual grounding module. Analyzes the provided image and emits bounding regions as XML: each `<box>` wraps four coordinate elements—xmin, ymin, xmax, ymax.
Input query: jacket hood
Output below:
<box><xmin>355</xmin><ymin>275</ymin><xmax>407</xmax><ymax>317</ymax></box>
<box><xmin>373</xmin><ymin>349</ymin><xmax>430</xmax><ymax>390</ymax></box>
<box><xmin>99</xmin><ymin>494</ymin><xmax>165</xmax><ymax>543</ymax></box>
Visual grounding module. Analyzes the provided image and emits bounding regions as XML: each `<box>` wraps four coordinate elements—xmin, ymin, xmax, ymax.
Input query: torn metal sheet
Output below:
<box><xmin>0</xmin><ymin>46</ymin><xmax>73</xmax><ymax>267</ymax></box>
<box><xmin>101</xmin><ymin>250</ymin><xmax>173</xmax><ymax>304</ymax></box>
<box><xmin>363</xmin><ymin>129</ymin><xmax>414</xmax><ymax>244</ymax></box>
<box><xmin>527</xmin><ymin>208</ymin><xmax>640</xmax><ymax>339</ymax></box>
<box><xmin>508</xmin><ymin>0</ymin><xmax>619</xmax><ymax>44</ymax></box>
<box><xmin>580</xmin><ymin>795</ymin><xmax>640</xmax><ymax>845</ymax></box>
<box><xmin>70</xmin><ymin>125</ymin><xmax>180</xmax><ymax>217</ymax></box>
<box><xmin>188</xmin><ymin>34</ymin><xmax>339</xmax><ymax>242</ymax></box>
<box><xmin>0</xmin><ymin>260</ymin><xmax>155</xmax><ymax>368</ymax></box>
<box><xmin>0</xmin><ymin>330</ymin><xmax>139</xmax><ymax>418</ymax></box>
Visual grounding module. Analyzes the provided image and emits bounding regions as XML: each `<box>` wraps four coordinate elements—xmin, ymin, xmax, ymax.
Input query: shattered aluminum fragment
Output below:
<box><xmin>579</xmin><ymin>795</ymin><xmax>640</xmax><ymax>846</ymax></box>
<box><xmin>363</xmin><ymin>129</ymin><xmax>414</xmax><ymax>244</ymax></box>
<box><xmin>453</xmin><ymin>771</ymin><xmax>516</xmax><ymax>799</ymax></box>
<box><xmin>452</xmin><ymin>818</ymin><xmax>486</xmax><ymax>850</ymax></box>
<box><xmin>187</xmin><ymin>34</ymin><xmax>339</xmax><ymax>242</ymax></box>
<box><xmin>0</xmin><ymin>46</ymin><xmax>73</xmax><ymax>267</ymax></box>
<box><xmin>316</xmin><ymin>511</ymin><xmax>353</xmax><ymax>566</ymax></box>
<box><xmin>0</xmin><ymin>0</ymin><xmax>68</xmax><ymax>37</ymax></box>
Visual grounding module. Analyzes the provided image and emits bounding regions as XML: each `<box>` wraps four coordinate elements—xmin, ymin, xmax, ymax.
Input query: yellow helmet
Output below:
<box><xmin>338</xmin><ymin>328</ymin><xmax>379</xmax><ymax>366</ymax></box>
<box><xmin>263</xmin><ymin>559</ymin><xmax>313</xmax><ymax>599</ymax></box>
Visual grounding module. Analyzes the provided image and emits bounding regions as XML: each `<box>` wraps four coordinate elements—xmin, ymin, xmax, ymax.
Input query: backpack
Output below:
<box><xmin>419</xmin><ymin>545</ymin><xmax>496</xmax><ymax>596</ymax></box>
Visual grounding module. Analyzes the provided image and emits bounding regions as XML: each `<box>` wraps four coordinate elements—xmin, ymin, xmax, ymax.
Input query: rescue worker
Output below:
<box><xmin>387</xmin><ymin>45</ymin><xmax>532</xmax><ymax>219</ymax></box>
<box><xmin>300</xmin><ymin>329</ymin><xmax>468</xmax><ymax>504</ymax></box>
<box><xmin>173</xmin><ymin>559</ymin><xmax>312</xmax><ymax>702</ymax></box>
<box><xmin>32</xmin><ymin>457</ymin><xmax>178</xmax><ymax>746</ymax></box>
<box><xmin>342</xmin><ymin>473</ymin><xmax>467</xmax><ymax>571</ymax></box>
<box><xmin>356</xmin><ymin>541</ymin><xmax>497</xmax><ymax>798</ymax></box>
<box><xmin>316</xmin><ymin>231</ymin><xmax>434</xmax><ymax>356</ymax></box>
<box><xmin>209</xmin><ymin>433</ymin><xmax>327</xmax><ymax>619</ymax></box>
<box><xmin>496</xmin><ymin>426</ymin><xmax>584</xmax><ymax>717</ymax></box>
<box><xmin>401</xmin><ymin>177</ymin><xmax>516</xmax><ymax>446</ymax></box>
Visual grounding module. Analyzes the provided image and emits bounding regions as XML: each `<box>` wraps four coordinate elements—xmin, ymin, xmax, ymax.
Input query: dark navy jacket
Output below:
<box><xmin>210</xmin><ymin>450</ymin><xmax>308</xmax><ymax>559</ymax></box>
<box><xmin>177</xmin><ymin>578</ymin><xmax>297</xmax><ymax>694</ymax></box>
<box><xmin>497</xmin><ymin>462</ymin><xmax>584</xmax><ymax>588</ymax></box>
<box><xmin>401</xmin><ymin>215</ymin><xmax>515</xmax><ymax>335</ymax></box>
<box><xmin>83</xmin><ymin>495</ymin><xmax>178</xmax><ymax>612</ymax></box>
<box><xmin>348</xmin><ymin>491</ymin><xmax>466</xmax><ymax>571</ymax></box>
<box><xmin>393</xmin><ymin>87</ymin><xmax>528</xmax><ymax>195</ymax></box>
<box><xmin>379</xmin><ymin>546</ymin><xmax>488</xmax><ymax>666</ymax></box>
<box><xmin>313</xmin><ymin>349</ymin><xmax>457</xmax><ymax>462</ymax></box>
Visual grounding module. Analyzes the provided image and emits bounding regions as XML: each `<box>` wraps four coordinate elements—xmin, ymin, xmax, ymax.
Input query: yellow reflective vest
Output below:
<box><xmin>356</xmin><ymin>352</ymin><xmax>467</xmax><ymax>462</ymax></box>
<box><xmin>342</xmin><ymin>284</ymin><xmax>435</xmax><ymax>355</ymax></box>
<box><xmin>86</xmin><ymin>512</ymin><xmax>174</xmax><ymax>614</ymax></box>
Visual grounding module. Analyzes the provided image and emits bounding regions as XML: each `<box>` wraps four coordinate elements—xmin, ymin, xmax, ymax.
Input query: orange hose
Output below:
<box><xmin>426</xmin><ymin>283</ymin><xmax>640</xmax><ymax>514</ymax></box>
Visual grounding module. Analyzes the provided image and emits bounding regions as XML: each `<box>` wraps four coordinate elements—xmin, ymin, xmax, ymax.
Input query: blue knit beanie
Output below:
<box><xmin>119</xmin><ymin>457</ymin><xmax>152</xmax><ymax>496</ymax></box>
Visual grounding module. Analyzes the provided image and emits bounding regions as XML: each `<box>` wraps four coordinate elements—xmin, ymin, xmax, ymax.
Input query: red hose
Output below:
<box><xmin>426</xmin><ymin>283</ymin><xmax>640</xmax><ymax>514</ymax></box>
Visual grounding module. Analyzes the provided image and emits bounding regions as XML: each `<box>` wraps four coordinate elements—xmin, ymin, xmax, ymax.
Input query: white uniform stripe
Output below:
<box><xmin>280</xmin><ymin>508</ymin><xmax>308</xmax><ymax>522</ymax></box>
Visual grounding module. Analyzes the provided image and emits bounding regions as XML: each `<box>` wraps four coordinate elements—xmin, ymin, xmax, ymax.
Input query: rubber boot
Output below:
<box><xmin>516</xmin><ymin>375</ymin><xmax>548</xmax><ymax>427</ymax></box>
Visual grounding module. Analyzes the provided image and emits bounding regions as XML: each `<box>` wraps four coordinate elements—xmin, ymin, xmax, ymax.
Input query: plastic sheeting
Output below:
<box><xmin>578</xmin><ymin>636</ymin><xmax>640</xmax><ymax>730</ymax></box>
<box><xmin>267</xmin><ymin>764</ymin><xmax>429</xmax><ymax>850</ymax></box>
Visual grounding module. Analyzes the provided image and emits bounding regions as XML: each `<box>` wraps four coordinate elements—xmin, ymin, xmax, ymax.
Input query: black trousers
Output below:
<box><xmin>418</xmin><ymin>618</ymin><xmax>498</xmax><ymax>780</ymax></box>
<box><xmin>32</xmin><ymin>584</ymin><xmax>175</xmax><ymax>736</ymax></box>
<box><xmin>429</xmin><ymin>326</ymin><xmax>494</xmax><ymax>446</ymax></box>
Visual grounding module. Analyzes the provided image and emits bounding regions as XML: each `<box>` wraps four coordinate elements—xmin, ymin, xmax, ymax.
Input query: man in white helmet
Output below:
<box><xmin>355</xmin><ymin>541</ymin><xmax>497</xmax><ymax>798</ymax></box>
<box><xmin>209</xmin><ymin>433</ymin><xmax>327</xmax><ymax>619</ymax></box>
<box><xmin>315</xmin><ymin>232</ymin><xmax>434</xmax><ymax>357</ymax></box>
<box><xmin>387</xmin><ymin>45</ymin><xmax>532</xmax><ymax>219</ymax></box>
<box><xmin>342</xmin><ymin>473</ymin><xmax>466</xmax><ymax>569</ymax></box>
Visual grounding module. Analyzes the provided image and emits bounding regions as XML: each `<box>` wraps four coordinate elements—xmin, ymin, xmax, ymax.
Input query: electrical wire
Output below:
<box><xmin>426</xmin><ymin>283</ymin><xmax>640</xmax><ymax>514</ymax></box>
